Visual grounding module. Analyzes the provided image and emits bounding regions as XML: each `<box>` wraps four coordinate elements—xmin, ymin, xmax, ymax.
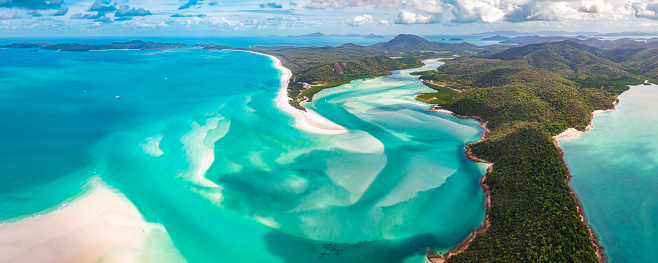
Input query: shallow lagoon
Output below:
<box><xmin>0</xmin><ymin>48</ymin><xmax>486</xmax><ymax>262</ymax></box>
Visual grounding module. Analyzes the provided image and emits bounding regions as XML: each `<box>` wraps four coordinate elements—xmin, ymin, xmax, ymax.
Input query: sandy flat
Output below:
<box><xmin>0</xmin><ymin>182</ymin><xmax>175</xmax><ymax>263</ymax></box>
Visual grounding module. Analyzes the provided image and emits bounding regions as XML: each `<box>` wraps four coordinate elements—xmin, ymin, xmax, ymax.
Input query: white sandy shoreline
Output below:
<box><xmin>244</xmin><ymin>51</ymin><xmax>348</xmax><ymax>135</ymax></box>
<box><xmin>0</xmin><ymin>181</ymin><xmax>176</xmax><ymax>263</ymax></box>
<box><xmin>554</xmin><ymin>101</ymin><xmax>619</xmax><ymax>139</ymax></box>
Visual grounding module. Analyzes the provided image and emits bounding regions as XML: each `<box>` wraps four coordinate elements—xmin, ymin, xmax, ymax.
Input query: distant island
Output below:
<box><xmin>286</xmin><ymin>32</ymin><xmax>385</xmax><ymax>39</ymax></box>
<box><xmin>0</xmin><ymin>40</ymin><xmax>186</xmax><ymax>52</ymax></box>
<box><xmin>481</xmin><ymin>35</ymin><xmax>510</xmax><ymax>41</ymax></box>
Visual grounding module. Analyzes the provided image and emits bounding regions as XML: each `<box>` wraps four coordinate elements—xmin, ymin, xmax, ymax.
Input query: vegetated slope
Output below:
<box><xmin>419</xmin><ymin>44</ymin><xmax>647</xmax><ymax>262</ymax></box>
<box><xmin>369</xmin><ymin>34</ymin><xmax>479</xmax><ymax>53</ymax></box>
<box><xmin>449</xmin><ymin>123</ymin><xmax>600</xmax><ymax>262</ymax></box>
<box><xmin>489</xmin><ymin>41</ymin><xmax>626</xmax><ymax>79</ymax></box>
<box><xmin>615</xmin><ymin>47</ymin><xmax>658</xmax><ymax>79</ymax></box>
<box><xmin>248</xmin><ymin>43</ymin><xmax>391</xmax><ymax>73</ymax></box>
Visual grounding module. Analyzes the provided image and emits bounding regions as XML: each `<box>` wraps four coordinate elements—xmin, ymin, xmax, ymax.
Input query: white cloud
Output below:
<box><xmin>303</xmin><ymin>0</ymin><xmax>653</xmax><ymax>23</ymax></box>
<box><xmin>0</xmin><ymin>12</ymin><xmax>22</xmax><ymax>20</ymax></box>
<box><xmin>627</xmin><ymin>1</ymin><xmax>658</xmax><ymax>20</ymax></box>
<box><xmin>396</xmin><ymin>10</ymin><xmax>436</xmax><ymax>24</ymax></box>
<box><xmin>344</xmin><ymin>14</ymin><xmax>374</xmax><ymax>26</ymax></box>
<box><xmin>580</xmin><ymin>0</ymin><xmax>615</xmax><ymax>14</ymax></box>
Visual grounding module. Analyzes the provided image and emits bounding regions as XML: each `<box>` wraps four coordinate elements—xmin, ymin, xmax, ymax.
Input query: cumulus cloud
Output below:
<box><xmin>627</xmin><ymin>1</ymin><xmax>658</xmax><ymax>20</ymax></box>
<box><xmin>51</xmin><ymin>6</ymin><xmax>67</xmax><ymax>16</ymax></box>
<box><xmin>0</xmin><ymin>11</ymin><xmax>22</xmax><ymax>19</ymax></box>
<box><xmin>344</xmin><ymin>14</ymin><xmax>374</xmax><ymax>26</ymax></box>
<box><xmin>27</xmin><ymin>10</ymin><xmax>42</xmax><ymax>17</ymax></box>
<box><xmin>260</xmin><ymin>2</ymin><xmax>283</xmax><ymax>8</ymax></box>
<box><xmin>396</xmin><ymin>10</ymin><xmax>436</xmax><ymax>24</ymax></box>
<box><xmin>0</xmin><ymin>0</ymin><xmax>63</xmax><ymax>10</ymax></box>
<box><xmin>88</xmin><ymin>0</ymin><xmax>116</xmax><ymax>13</ymax></box>
<box><xmin>303</xmin><ymin>0</ymin><xmax>649</xmax><ymax>23</ymax></box>
<box><xmin>115</xmin><ymin>5</ymin><xmax>151</xmax><ymax>17</ymax></box>
<box><xmin>580</xmin><ymin>0</ymin><xmax>615</xmax><ymax>14</ymax></box>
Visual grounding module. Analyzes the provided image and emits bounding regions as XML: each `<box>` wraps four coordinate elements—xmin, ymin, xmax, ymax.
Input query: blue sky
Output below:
<box><xmin>1</xmin><ymin>0</ymin><xmax>658</xmax><ymax>36</ymax></box>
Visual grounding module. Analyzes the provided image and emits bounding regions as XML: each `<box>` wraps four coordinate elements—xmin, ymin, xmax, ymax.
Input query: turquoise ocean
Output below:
<box><xmin>0</xmin><ymin>47</ymin><xmax>487</xmax><ymax>262</ymax></box>
<box><xmin>558</xmin><ymin>84</ymin><xmax>658</xmax><ymax>263</ymax></box>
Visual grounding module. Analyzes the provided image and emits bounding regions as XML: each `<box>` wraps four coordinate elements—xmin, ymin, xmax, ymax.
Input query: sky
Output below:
<box><xmin>2</xmin><ymin>0</ymin><xmax>658</xmax><ymax>37</ymax></box>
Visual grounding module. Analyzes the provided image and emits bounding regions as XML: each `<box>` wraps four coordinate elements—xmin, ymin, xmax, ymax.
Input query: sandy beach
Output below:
<box><xmin>554</xmin><ymin>101</ymin><xmax>618</xmax><ymax>139</ymax></box>
<box><xmin>247</xmin><ymin>51</ymin><xmax>348</xmax><ymax>135</ymax></box>
<box><xmin>0</xmin><ymin>181</ymin><xmax>177</xmax><ymax>263</ymax></box>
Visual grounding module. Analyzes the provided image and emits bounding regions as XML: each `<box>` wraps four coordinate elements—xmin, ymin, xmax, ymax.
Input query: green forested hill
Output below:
<box><xmin>421</xmin><ymin>38</ymin><xmax>657</xmax><ymax>263</ymax></box>
<box><xmin>369</xmin><ymin>34</ymin><xmax>479</xmax><ymax>53</ymax></box>
<box><xmin>489</xmin><ymin>41</ymin><xmax>626</xmax><ymax>79</ymax></box>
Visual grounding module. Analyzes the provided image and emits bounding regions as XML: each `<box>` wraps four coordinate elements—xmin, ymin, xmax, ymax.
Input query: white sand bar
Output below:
<box><xmin>247</xmin><ymin>51</ymin><xmax>348</xmax><ymax>135</ymax></box>
<box><xmin>0</xmin><ymin>183</ymin><xmax>179</xmax><ymax>263</ymax></box>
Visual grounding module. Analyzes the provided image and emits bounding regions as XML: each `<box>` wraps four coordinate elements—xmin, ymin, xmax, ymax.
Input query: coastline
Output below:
<box><xmin>552</xmin><ymin>102</ymin><xmax>621</xmax><ymax>263</ymax></box>
<box><xmin>242</xmin><ymin>50</ymin><xmax>348</xmax><ymax>135</ymax></box>
<box><xmin>427</xmin><ymin>107</ymin><xmax>493</xmax><ymax>263</ymax></box>
<box><xmin>428</xmin><ymin>101</ymin><xmax>612</xmax><ymax>262</ymax></box>
<box><xmin>554</xmin><ymin>101</ymin><xmax>618</xmax><ymax>140</ymax></box>
<box><xmin>0</xmin><ymin>180</ymin><xmax>177</xmax><ymax>263</ymax></box>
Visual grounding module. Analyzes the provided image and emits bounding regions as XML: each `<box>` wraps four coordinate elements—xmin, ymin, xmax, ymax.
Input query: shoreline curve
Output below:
<box><xmin>553</xmin><ymin>100</ymin><xmax>624</xmax><ymax>263</ymax></box>
<box><xmin>245</xmin><ymin>51</ymin><xmax>348</xmax><ymax>135</ymax></box>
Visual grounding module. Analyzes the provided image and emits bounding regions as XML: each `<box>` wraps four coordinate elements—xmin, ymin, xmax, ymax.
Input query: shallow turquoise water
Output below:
<box><xmin>0</xmin><ymin>48</ymin><xmax>486</xmax><ymax>262</ymax></box>
<box><xmin>558</xmin><ymin>84</ymin><xmax>658</xmax><ymax>263</ymax></box>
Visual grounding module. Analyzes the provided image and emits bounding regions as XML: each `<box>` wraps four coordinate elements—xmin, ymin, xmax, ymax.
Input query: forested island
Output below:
<box><xmin>1</xmin><ymin>40</ymin><xmax>186</xmax><ymax>51</ymax></box>
<box><xmin>199</xmin><ymin>34</ymin><xmax>658</xmax><ymax>262</ymax></box>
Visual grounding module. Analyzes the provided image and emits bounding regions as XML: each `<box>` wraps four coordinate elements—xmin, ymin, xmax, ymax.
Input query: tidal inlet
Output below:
<box><xmin>0</xmin><ymin>48</ymin><xmax>488</xmax><ymax>262</ymax></box>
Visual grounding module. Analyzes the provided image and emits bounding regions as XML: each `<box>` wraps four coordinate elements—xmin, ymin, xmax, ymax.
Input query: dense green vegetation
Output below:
<box><xmin>423</xmin><ymin>39</ymin><xmax>658</xmax><ymax>263</ymax></box>
<box><xmin>415</xmin><ymin>82</ymin><xmax>459</xmax><ymax>105</ymax></box>
<box><xmin>437</xmin><ymin>64</ymin><xmax>611</xmax><ymax>262</ymax></box>
<box><xmin>448</xmin><ymin>124</ymin><xmax>599</xmax><ymax>262</ymax></box>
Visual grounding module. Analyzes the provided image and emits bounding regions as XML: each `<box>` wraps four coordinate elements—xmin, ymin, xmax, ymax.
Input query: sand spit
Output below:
<box><xmin>244</xmin><ymin>51</ymin><xmax>348</xmax><ymax>135</ymax></box>
<box><xmin>0</xmin><ymin>182</ymin><xmax>176</xmax><ymax>263</ymax></box>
